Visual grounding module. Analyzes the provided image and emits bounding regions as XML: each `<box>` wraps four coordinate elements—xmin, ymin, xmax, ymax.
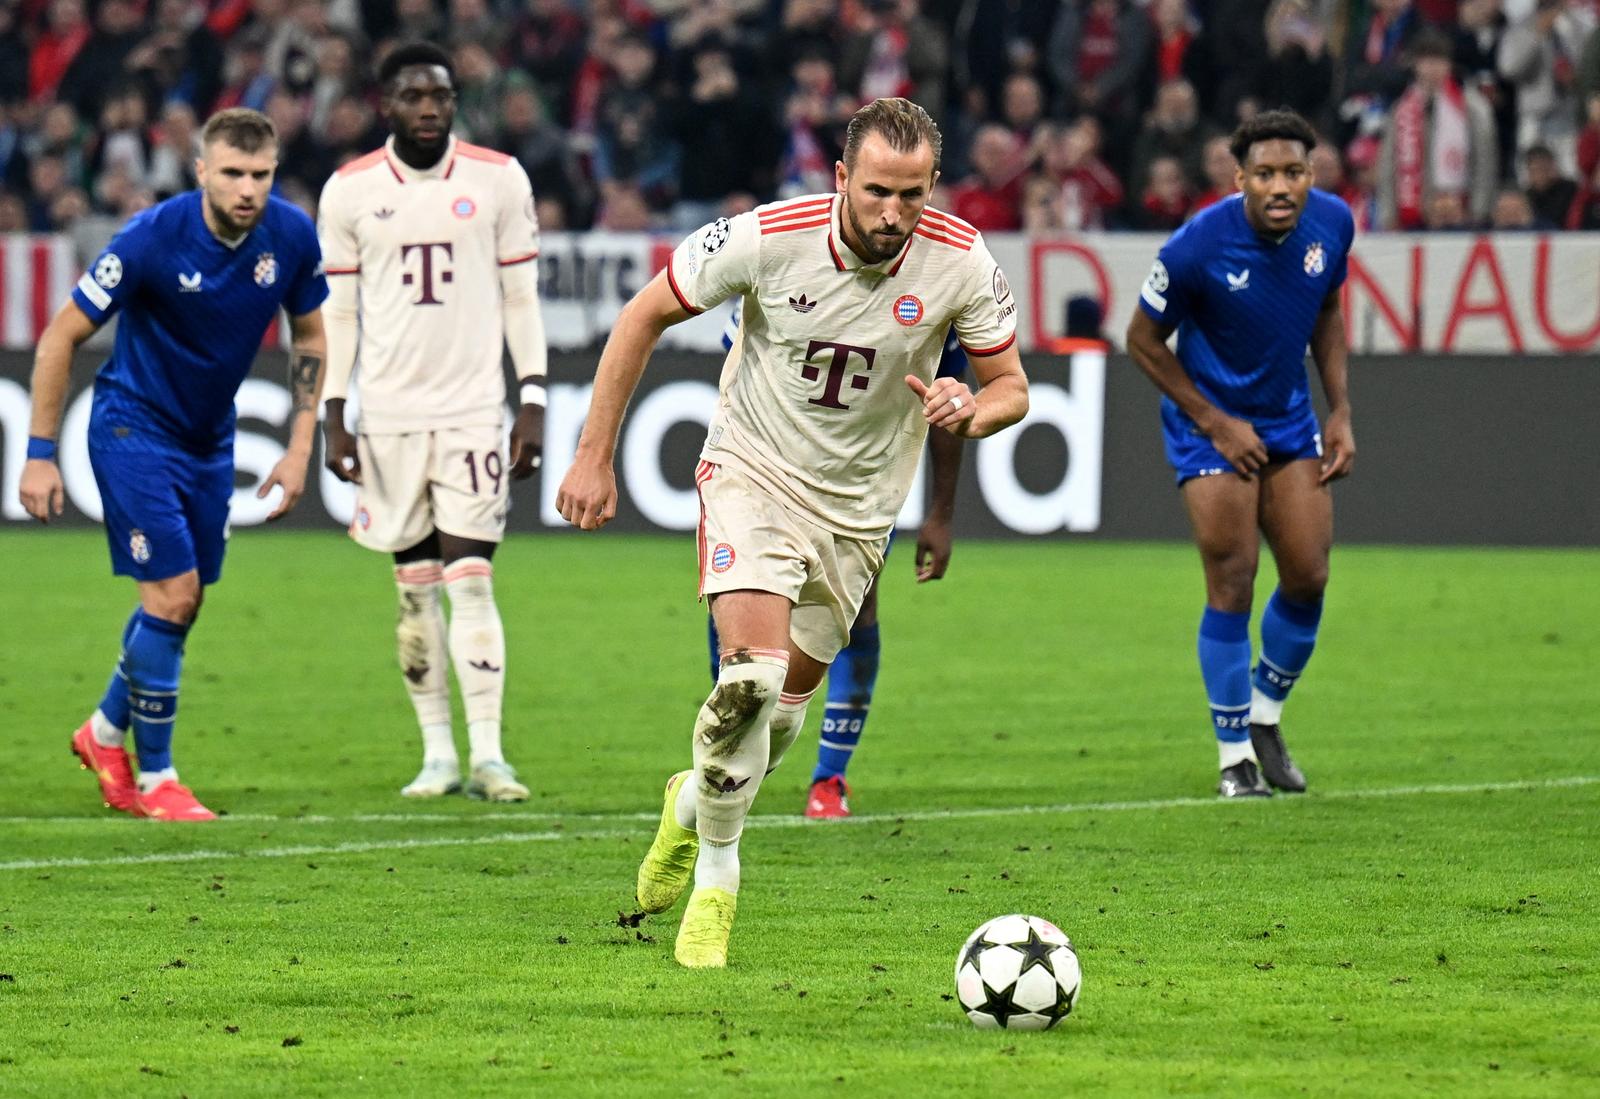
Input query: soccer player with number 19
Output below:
<box><xmin>1126</xmin><ymin>109</ymin><xmax>1356</xmax><ymax>799</ymax></box>
<box><xmin>19</xmin><ymin>108</ymin><xmax>329</xmax><ymax>820</ymax></box>
<box><xmin>557</xmin><ymin>97</ymin><xmax>1028</xmax><ymax>967</ymax></box>
<box><xmin>317</xmin><ymin>44</ymin><xmax>548</xmax><ymax>802</ymax></box>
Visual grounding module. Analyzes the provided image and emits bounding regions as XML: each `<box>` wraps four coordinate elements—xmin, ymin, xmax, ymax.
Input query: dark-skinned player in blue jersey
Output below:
<box><xmin>20</xmin><ymin>108</ymin><xmax>329</xmax><ymax>820</ymax></box>
<box><xmin>1125</xmin><ymin>109</ymin><xmax>1356</xmax><ymax>799</ymax></box>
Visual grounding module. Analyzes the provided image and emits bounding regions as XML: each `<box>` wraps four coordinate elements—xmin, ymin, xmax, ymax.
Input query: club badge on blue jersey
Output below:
<box><xmin>1304</xmin><ymin>242</ymin><xmax>1325</xmax><ymax>276</ymax></box>
<box><xmin>253</xmin><ymin>253</ymin><xmax>277</xmax><ymax>287</ymax></box>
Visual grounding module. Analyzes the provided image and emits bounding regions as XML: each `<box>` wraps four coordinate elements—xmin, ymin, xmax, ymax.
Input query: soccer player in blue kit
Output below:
<box><xmin>1125</xmin><ymin>110</ymin><xmax>1356</xmax><ymax>799</ymax></box>
<box><xmin>20</xmin><ymin>109</ymin><xmax>329</xmax><ymax>820</ymax></box>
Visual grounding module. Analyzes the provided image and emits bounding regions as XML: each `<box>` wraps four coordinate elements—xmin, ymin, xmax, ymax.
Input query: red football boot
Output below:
<box><xmin>135</xmin><ymin>780</ymin><xmax>217</xmax><ymax>821</ymax></box>
<box><xmin>805</xmin><ymin>775</ymin><xmax>852</xmax><ymax>820</ymax></box>
<box><xmin>71</xmin><ymin>720</ymin><xmax>138</xmax><ymax>814</ymax></box>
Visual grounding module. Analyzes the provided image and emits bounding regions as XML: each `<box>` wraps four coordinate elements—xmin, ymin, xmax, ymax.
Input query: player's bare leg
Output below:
<box><xmin>438</xmin><ymin>532</ymin><xmax>526</xmax><ymax>803</ymax></box>
<box><xmin>393</xmin><ymin>535</ymin><xmax>458</xmax><ymax>797</ymax></box>
<box><xmin>1251</xmin><ymin>459</ymin><xmax>1333</xmax><ymax>792</ymax></box>
<box><xmin>1182</xmin><ymin>475</ymin><xmax>1271</xmax><ymax>798</ymax></box>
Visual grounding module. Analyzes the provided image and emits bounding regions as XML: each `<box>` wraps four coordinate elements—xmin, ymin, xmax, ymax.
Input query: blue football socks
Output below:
<box><xmin>95</xmin><ymin>607</ymin><xmax>142</xmax><ymax>731</ymax></box>
<box><xmin>813</xmin><ymin>622</ymin><xmax>880</xmax><ymax>783</ymax></box>
<box><xmin>1198</xmin><ymin>607</ymin><xmax>1252</xmax><ymax>753</ymax></box>
<box><xmin>1254</xmin><ymin>588</ymin><xmax>1323</xmax><ymax>706</ymax></box>
<box><xmin>124</xmin><ymin>611</ymin><xmax>190</xmax><ymax>773</ymax></box>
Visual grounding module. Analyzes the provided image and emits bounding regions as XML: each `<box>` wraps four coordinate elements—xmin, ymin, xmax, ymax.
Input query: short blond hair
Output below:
<box><xmin>844</xmin><ymin>97</ymin><xmax>942</xmax><ymax>174</ymax></box>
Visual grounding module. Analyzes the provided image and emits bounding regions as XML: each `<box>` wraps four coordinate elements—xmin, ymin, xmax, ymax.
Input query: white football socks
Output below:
<box><xmin>1218</xmin><ymin>738</ymin><xmax>1259</xmax><ymax>769</ymax></box>
<box><xmin>766</xmin><ymin>688</ymin><xmax>817</xmax><ymax>776</ymax></box>
<box><xmin>138</xmin><ymin>767</ymin><xmax>178</xmax><ymax>794</ymax></box>
<box><xmin>394</xmin><ymin>561</ymin><xmax>452</xmax><ymax>754</ymax></box>
<box><xmin>444</xmin><ymin>557</ymin><xmax>506</xmax><ymax>766</ymax></box>
<box><xmin>695</xmin><ymin>837</ymin><xmax>741</xmax><ymax>894</ymax></box>
<box><xmin>91</xmin><ymin>708</ymin><xmax>126</xmax><ymax>748</ymax></box>
<box><xmin>1249</xmin><ymin>686</ymin><xmax>1285</xmax><ymax>726</ymax></box>
<box><xmin>692</xmin><ymin>649</ymin><xmax>789</xmax><ymax>849</ymax></box>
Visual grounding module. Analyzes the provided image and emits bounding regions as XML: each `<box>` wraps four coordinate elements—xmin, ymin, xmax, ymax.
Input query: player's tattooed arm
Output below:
<box><xmin>260</xmin><ymin>309</ymin><xmax>328</xmax><ymax>519</ymax></box>
<box><xmin>289</xmin><ymin>350</ymin><xmax>321</xmax><ymax>415</ymax></box>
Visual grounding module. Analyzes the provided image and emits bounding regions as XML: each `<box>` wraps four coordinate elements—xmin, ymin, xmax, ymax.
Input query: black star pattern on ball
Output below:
<box><xmin>961</xmin><ymin>934</ymin><xmax>997</xmax><ymax>973</ymax></box>
<box><xmin>972</xmin><ymin>976</ymin><xmax>1021</xmax><ymax>1028</ymax></box>
<box><xmin>1015</xmin><ymin>926</ymin><xmax>1058</xmax><ymax>977</ymax></box>
<box><xmin>1043</xmin><ymin>988</ymin><xmax>1076</xmax><ymax>1022</ymax></box>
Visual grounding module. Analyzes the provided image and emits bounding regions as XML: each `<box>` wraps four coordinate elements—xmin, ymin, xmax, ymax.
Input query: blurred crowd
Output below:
<box><xmin>3</xmin><ymin>0</ymin><xmax>1600</xmax><ymax>242</ymax></box>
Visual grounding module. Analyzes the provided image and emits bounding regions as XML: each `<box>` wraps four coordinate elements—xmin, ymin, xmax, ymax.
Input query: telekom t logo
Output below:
<box><xmin>401</xmin><ymin>241</ymin><xmax>453</xmax><ymax>305</ymax></box>
<box><xmin>802</xmin><ymin>340</ymin><xmax>877</xmax><ymax>409</ymax></box>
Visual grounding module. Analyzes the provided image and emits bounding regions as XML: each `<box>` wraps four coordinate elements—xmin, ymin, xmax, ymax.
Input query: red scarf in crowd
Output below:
<box><xmin>1393</xmin><ymin>76</ymin><xmax>1469</xmax><ymax>230</ymax></box>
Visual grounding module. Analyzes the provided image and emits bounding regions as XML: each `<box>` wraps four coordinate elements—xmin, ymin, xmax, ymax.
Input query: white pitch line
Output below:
<box><xmin>1</xmin><ymin>775</ymin><xmax>1594</xmax><ymax>874</ymax></box>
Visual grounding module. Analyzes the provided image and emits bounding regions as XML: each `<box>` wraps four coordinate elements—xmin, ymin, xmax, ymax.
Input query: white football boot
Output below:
<box><xmin>467</xmin><ymin>760</ymin><xmax>529</xmax><ymax>802</ymax></box>
<box><xmin>401</xmin><ymin>759</ymin><xmax>463</xmax><ymax>798</ymax></box>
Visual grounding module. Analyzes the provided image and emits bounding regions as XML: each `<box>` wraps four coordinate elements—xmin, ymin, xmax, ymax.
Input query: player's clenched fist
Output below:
<box><xmin>19</xmin><ymin>459</ymin><xmax>65</xmax><ymax>522</ymax></box>
<box><xmin>906</xmin><ymin>374</ymin><xmax>977</xmax><ymax>436</ymax></box>
<box><xmin>556</xmin><ymin>457</ymin><xmax>618</xmax><ymax>530</ymax></box>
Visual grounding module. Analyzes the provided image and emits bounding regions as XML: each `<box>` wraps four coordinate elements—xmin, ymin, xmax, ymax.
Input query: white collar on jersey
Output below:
<box><xmin>827</xmin><ymin>194</ymin><xmax>913</xmax><ymax>277</ymax></box>
<box><xmin>383</xmin><ymin>134</ymin><xmax>458</xmax><ymax>183</ymax></box>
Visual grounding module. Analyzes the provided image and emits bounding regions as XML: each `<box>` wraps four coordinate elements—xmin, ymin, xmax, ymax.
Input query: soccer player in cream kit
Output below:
<box><xmin>20</xmin><ymin>108</ymin><xmax>329</xmax><ymax>820</ymax></box>
<box><xmin>558</xmin><ymin>98</ymin><xmax>1029</xmax><ymax>967</ymax></box>
<box><xmin>317</xmin><ymin>43</ymin><xmax>548</xmax><ymax>802</ymax></box>
<box><xmin>1126</xmin><ymin>109</ymin><xmax>1356</xmax><ymax>799</ymax></box>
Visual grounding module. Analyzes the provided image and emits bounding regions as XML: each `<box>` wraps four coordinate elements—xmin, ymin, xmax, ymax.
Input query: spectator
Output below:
<box><xmin>1340</xmin><ymin>0</ymin><xmax>1421</xmax><ymax>129</ymax></box>
<box><xmin>1044</xmin><ymin>115</ymin><xmax>1124</xmax><ymax>230</ymax></box>
<box><xmin>770</xmin><ymin>0</ymin><xmax>846</xmax><ymax>78</ymax></box>
<box><xmin>1567</xmin><ymin>155</ymin><xmax>1600</xmax><ymax>227</ymax></box>
<box><xmin>1499</xmin><ymin>0</ymin><xmax>1597</xmax><ymax>175</ymax></box>
<box><xmin>0</xmin><ymin>0</ymin><xmax>30</xmax><ymax>104</ymax></box>
<box><xmin>1000</xmin><ymin>71</ymin><xmax>1048</xmax><ymax>147</ymax></box>
<box><xmin>1578</xmin><ymin>92</ymin><xmax>1600</xmax><ymax>181</ymax></box>
<box><xmin>0</xmin><ymin>189</ymin><xmax>26</xmax><ymax>231</ymax></box>
<box><xmin>454</xmin><ymin>41</ymin><xmax>529</xmax><ymax>142</ymax></box>
<box><xmin>1581</xmin><ymin>22</ymin><xmax>1600</xmax><ymax>118</ymax></box>
<box><xmin>948</xmin><ymin>123</ymin><xmax>1024</xmax><ymax>230</ymax></box>
<box><xmin>145</xmin><ymin>101</ymin><xmax>199</xmax><ymax>198</ymax></box>
<box><xmin>26</xmin><ymin>154</ymin><xmax>69</xmax><ymax>230</ymax></box>
<box><xmin>1490</xmin><ymin>186</ymin><xmax>1537</xmax><ymax>227</ymax></box>
<box><xmin>594</xmin><ymin>32</ymin><xmax>680</xmax><ymax>211</ymax></box>
<box><xmin>29</xmin><ymin>101</ymin><xmax>91</xmax><ymax>191</ymax></box>
<box><xmin>213</xmin><ymin>28</ymin><xmax>277</xmax><ymax>113</ymax></box>
<box><xmin>838</xmin><ymin>0</ymin><xmax>947</xmax><ymax>117</ymax></box>
<box><xmin>322</xmin><ymin>93</ymin><xmax>382</xmax><ymax>167</ymax></box>
<box><xmin>1424</xmin><ymin>189</ymin><xmax>1469</xmax><ymax>228</ymax></box>
<box><xmin>1522</xmin><ymin>143</ymin><xmax>1578</xmax><ymax>226</ymax></box>
<box><xmin>1192</xmin><ymin>133</ymin><xmax>1238</xmax><ymax>212</ymax></box>
<box><xmin>1256</xmin><ymin>0</ymin><xmax>1335</xmax><ymax>133</ymax></box>
<box><xmin>512</xmin><ymin>0</ymin><xmax>590</xmax><ymax>126</ymax></box>
<box><xmin>1189</xmin><ymin>0</ymin><xmax>1268</xmax><ymax>127</ymax></box>
<box><xmin>58</xmin><ymin>0</ymin><xmax>150</xmax><ymax>119</ymax></box>
<box><xmin>0</xmin><ymin>104</ymin><xmax>28</xmax><ymax>194</ymax></box>
<box><xmin>90</xmin><ymin>85</ymin><xmax>151</xmax><ymax>193</ymax></box>
<box><xmin>1454</xmin><ymin>0</ymin><xmax>1516</xmax><ymax>179</ymax></box>
<box><xmin>308</xmin><ymin>31</ymin><xmax>361</xmax><ymax>138</ymax></box>
<box><xmin>1378</xmin><ymin>28</ymin><xmax>1499</xmax><ymax>229</ymax></box>
<box><xmin>595</xmin><ymin>180</ymin><xmax>657</xmax><ymax>230</ymax></box>
<box><xmin>777</xmin><ymin>52</ymin><xmax>851</xmax><ymax>197</ymax></box>
<box><xmin>1149</xmin><ymin>0</ymin><xmax>1201</xmax><ymax>87</ymax></box>
<box><xmin>669</xmin><ymin>39</ymin><xmax>781</xmax><ymax>229</ymax></box>
<box><xmin>1130</xmin><ymin>79</ymin><xmax>1214</xmax><ymax>195</ymax></box>
<box><xmin>1343</xmin><ymin>133</ymin><xmax>1382</xmax><ymax>230</ymax></box>
<box><xmin>500</xmin><ymin>84</ymin><xmax>592</xmax><ymax>225</ymax></box>
<box><xmin>448</xmin><ymin>0</ymin><xmax>509</xmax><ymax>55</ymax></box>
<box><xmin>1132</xmin><ymin>153</ymin><xmax>1191</xmax><ymax>229</ymax></box>
<box><xmin>264</xmin><ymin>89</ymin><xmax>332</xmax><ymax>196</ymax></box>
<box><xmin>952</xmin><ymin>0</ymin><xmax>1058</xmax><ymax>114</ymax></box>
<box><xmin>1048</xmin><ymin>0</ymin><xmax>1153</xmax><ymax>143</ymax></box>
<box><xmin>29</xmin><ymin>0</ymin><xmax>93</xmax><ymax>105</ymax></box>
<box><xmin>126</xmin><ymin>0</ymin><xmax>226</xmax><ymax>115</ymax></box>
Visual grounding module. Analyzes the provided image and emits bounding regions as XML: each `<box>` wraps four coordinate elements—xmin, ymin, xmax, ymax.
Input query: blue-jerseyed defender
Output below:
<box><xmin>20</xmin><ymin>108</ymin><xmax>329</xmax><ymax>820</ymax></box>
<box><xmin>1126</xmin><ymin>109</ymin><xmax>1357</xmax><ymax>799</ymax></box>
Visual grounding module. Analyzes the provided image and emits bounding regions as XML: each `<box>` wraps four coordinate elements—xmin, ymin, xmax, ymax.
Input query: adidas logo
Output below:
<box><xmin>789</xmin><ymin>293</ymin><xmax>817</xmax><ymax>313</ymax></box>
<box><xmin>374</xmin><ymin>208</ymin><xmax>396</xmax><ymax>220</ymax></box>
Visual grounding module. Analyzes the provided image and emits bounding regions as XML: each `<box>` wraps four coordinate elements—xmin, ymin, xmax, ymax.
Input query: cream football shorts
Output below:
<box><xmin>349</xmin><ymin>425</ymin><xmax>508</xmax><ymax>551</ymax></box>
<box><xmin>695</xmin><ymin>460</ymin><xmax>887</xmax><ymax>664</ymax></box>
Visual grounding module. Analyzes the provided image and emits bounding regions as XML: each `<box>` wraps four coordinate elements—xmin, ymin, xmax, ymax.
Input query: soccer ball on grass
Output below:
<box><xmin>954</xmin><ymin>913</ymin><xmax>1081</xmax><ymax>1030</ymax></box>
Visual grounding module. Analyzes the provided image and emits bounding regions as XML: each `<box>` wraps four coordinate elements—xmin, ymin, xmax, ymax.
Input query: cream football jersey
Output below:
<box><xmin>318</xmin><ymin>136</ymin><xmax>539</xmax><ymax>433</ymax></box>
<box><xmin>667</xmin><ymin>193</ymin><xmax>1017</xmax><ymax>539</ymax></box>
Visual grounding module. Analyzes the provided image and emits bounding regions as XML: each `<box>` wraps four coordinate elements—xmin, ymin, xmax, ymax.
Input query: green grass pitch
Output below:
<box><xmin>1</xmin><ymin>530</ymin><xmax>1597</xmax><ymax>1097</ymax></box>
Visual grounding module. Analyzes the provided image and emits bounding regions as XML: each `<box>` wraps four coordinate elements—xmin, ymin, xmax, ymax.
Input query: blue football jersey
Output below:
<box><xmin>73</xmin><ymin>192</ymin><xmax>328</xmax><ymax>448</ymax></box>
<box><xmin>1137</xmin><ymin>190</ymin><xmax>1354</xmax><ymax>422</ymax></box>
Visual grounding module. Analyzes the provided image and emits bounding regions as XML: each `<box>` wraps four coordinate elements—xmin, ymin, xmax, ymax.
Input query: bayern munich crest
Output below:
<box><xmin>710</xmin><ymin>543</ymin><xmax>736</xmax><ymax>573</ymax></box>
<box><xmin>1304</xmin><ymin>242</ymin><xmax>1326</xmax><ymax>276</ymax></box>
<box><xmin>892</xmin><ymin>294</ymin><xmax>924</xmax><ymax>326</ymax></box>
<box><xmin>129</xmin><ymin>529</ymin><xmax>151</xmax><ymax>564</ymax></box>
<box><xmin>452</xmin><ymin>196</ymin><xmax>477</xmax><ymax>219</ymax></box>
<box><xmin>253</xmin><ymin>253</ymin><xmax>278</xmax><ymax>287</ymax></box>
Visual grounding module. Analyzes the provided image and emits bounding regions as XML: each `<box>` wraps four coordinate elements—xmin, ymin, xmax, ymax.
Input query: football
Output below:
<box><xmin>954</xmin><ymin>914</ymin><xmax>1082</xmax><ymax>1030</ymax></box>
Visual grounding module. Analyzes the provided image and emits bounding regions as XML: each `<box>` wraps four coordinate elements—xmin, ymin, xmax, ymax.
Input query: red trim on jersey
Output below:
<box><xmin>913</xmin><ymin>227</ymin><xmax>972</xmax><ymax>251</ymax></box>
<box><xmin>962</xmin><ymin>332</ymin><xmax>1017</xmax><ymax>357</ymax></box>
<box><xmin>761</xmin><ymin>217</ymin><xmax>830</xmax><ymax>235</ymax></box>
<box><xmin>498</xmin><ymin>252</ymin><xmax>539</xmax><ymax>267</ymax></box>
<box><xmin>666</xmin><ymin>258</ymin><xmax>703</xmax><ymax>315</ymax></box>
<box><xmin>825</xmin><ymin>232</ymin><xmax>847</xmax><ymax>272</ymax></box>
<box><xmin>384</xmin><ymin>154</ymin><xmax>406</xmax><ymax>184</ymax></box>
<box><xmin>336</xmin><ymin>149</ymin><xmax>387</xmax><ymax>176</ymax></box>
<box><xmin>888</xmin><ymin>236</ymin><xmax>914</xmax><ymax>275</ymax></box>
<box><xmin>695</xmin><ymin>460</ymin><xmax>715</xmax><ymax>598</ymax></box>
<box><xmin>758</xmin><ymin>196</ymin><xmax>832</xmax><ymax>221</ymax></box>
<box><xmin>920</xmin><ymin>209</ymin><xmax>977</xmax><ymax>239</ymax></box>
<box><xmin>324</xmin><ymin>266</ymin><xmax>360</xmax><ymax>275</ymax></box>
<box><xmin>759</xmin><ymin>205</ymin><xmax>832</xmax><ymax>229</ymax></box>
<box><xmin>456</xmin><ymin>142</ymin><xmax>513</xmax><ymax>165</ymax></box>
<box><xmin>443</xmin><ymin>155</ymin><xmax>455</xmax><ymax>179</ymax></box>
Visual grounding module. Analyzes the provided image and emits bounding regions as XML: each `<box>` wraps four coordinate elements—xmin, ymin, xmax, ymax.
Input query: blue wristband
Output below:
<box><xmin>26</xmin><ymin>436</ymin><xmax>58</xmax><ymax>462</ymax></box>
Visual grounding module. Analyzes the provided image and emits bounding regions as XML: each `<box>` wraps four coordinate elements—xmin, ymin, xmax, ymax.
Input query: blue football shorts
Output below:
<box><xmin>1161</xmin><ymin>403</ymin><xmax>1323</xmax><ymax>486</ymax></box>
<box><xmin>90</xmin><ymin>426</ymin><xmax>233</xmax><ymax>585</ymax></box>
